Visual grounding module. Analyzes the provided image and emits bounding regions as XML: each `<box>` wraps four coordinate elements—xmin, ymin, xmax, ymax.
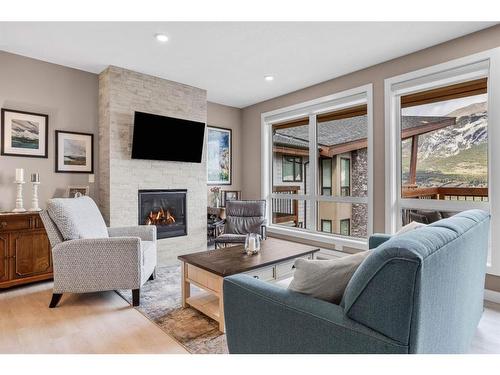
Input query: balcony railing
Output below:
<box><xmin>272</xmin><ymin>185</ymin><xmax>300</xmax><ymax>226</ymax></box>
<box><xmin>402</xmin><ymin>186</ymin><xmax>488</xmax><ymax>201</ymax></box>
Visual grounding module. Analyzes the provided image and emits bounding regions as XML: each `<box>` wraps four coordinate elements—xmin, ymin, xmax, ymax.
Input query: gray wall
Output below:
<box><xmin>0</xmin><ymin>51</ymin><xmax>99</xmax><ymax>211</ymax></box>
<box><xmin>240</xmin><ymin>24</ymin><xmax>500</xmax><ymax>289</ymax></box>
<box><xmin>206</xmin><ymin>102</ymin><xmax>242</xmax><ymax>202</ymax></box>
<box><xmin>0</xmin><ymin>52</ymin><xmax>241</xmax><ymax>214</ymax></box>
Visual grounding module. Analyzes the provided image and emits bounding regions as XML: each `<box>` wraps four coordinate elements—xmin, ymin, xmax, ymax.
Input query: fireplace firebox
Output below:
<box><xmin>138</xmin><ymin>189</ymin><xmax>187</xmax><ymax>239</ymax></box>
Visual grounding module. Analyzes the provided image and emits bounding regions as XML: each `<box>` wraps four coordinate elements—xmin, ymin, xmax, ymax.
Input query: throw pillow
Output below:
<box><xmin>288</xmin><ymin>251</ymin><xmax>370</xmax><ymax>304</ymax></box>
<box><xmin>396</xmin><ymin>220</ymin><xmax>427</xmax><ymax>235</ymax></box>
<box><xmin>47</xmin><ymin>196</ymin><xmax>109</xmax><ymax>240</ymax></box>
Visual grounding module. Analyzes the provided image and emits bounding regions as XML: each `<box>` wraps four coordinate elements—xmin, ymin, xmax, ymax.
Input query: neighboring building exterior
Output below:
<box><xmin>272</xmin><ymin>113</ymin><xmax>456</xmax><ymax>239</ymax></box>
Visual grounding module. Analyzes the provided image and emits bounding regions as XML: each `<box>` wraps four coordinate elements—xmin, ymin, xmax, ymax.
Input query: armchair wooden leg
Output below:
<box><xmin>49</xmin><ymin>293</ymin><xmax>63</xmax><ymax>308</ymax></box>
<box><xmin>149</xmin><ymin>268</ymin><xmax>156</xmax><ymax>281</ymax></box>
<box><xmin>132</xmin><ymin>289</ymin><xmax>140</xmax><ymax>307</ymax></box>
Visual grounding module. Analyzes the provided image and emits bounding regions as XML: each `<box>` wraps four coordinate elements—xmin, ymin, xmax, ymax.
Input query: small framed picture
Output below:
<box><xmin>1</xmin><ymin>108</ymin><xmax>48</xmax><ymax>158</ymax></box>
<box><xmin>222</xmin><ymin>190</ymin><xmax>240</xmax><ymax>207</ymax></box>
<box><xmin>67</xmin><ymin>186</ymin><xmax>89</xmax><ymax>198</ymax></box>
<box><xmin>55</xmin><ymin>130</ymin><xmax>94</xmax><ymax>173</ymax></box>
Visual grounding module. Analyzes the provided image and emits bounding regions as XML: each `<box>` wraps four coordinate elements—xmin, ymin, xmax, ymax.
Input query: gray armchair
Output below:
<box><xmin>39</xmin><ymin>196</ymin><xmax>157</xmax><ymax>308</ymax></box>
<box><xmin>214</xmin><ymin>200</ymin><xmax>266</xmax><ymax>249</ymax></box>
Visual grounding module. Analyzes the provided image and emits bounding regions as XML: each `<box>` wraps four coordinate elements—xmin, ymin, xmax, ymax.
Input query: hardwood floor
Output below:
<box><xmin>0</xmin><ymin>281</ymin><xmax>187</xmax><ymax>354</ymax></box>
<box><xmin>1</xmin><ymin>280</ymin><xmax>499</xmax><ymax>354</ymax></box>
<box><xmin>470</xmin><ymin>301</ymin><xmax>500</xmax><ymax>354</ymax></box>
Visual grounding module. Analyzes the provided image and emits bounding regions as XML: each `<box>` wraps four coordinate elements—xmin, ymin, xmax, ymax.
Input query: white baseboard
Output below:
<box><xmin>484</xmin><ymin>289</ymin><xmax>500</xmax><ymax>304</ymax></box>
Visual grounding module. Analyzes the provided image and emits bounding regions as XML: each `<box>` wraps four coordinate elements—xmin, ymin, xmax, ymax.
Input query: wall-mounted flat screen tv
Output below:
<box><xmin>131</xmin><ymin>111</ymin><xmax>205</xmax><ymax>163</ymax></box>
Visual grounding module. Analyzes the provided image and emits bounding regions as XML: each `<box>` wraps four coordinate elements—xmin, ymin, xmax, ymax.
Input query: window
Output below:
<box><xmin>400</xmin><ymin>79</ymin><xmax>488</xmax><ymax>202</ymax></box>
<box><xmin>321</xmin><ymin>158</ymin><xmax>332</xmax><ymax>195</ymax></box>
<box><xmin>385</xmin><ymin>53</ymin><xmax>500</xmax><ymax>276</ymax></box>
<box><xmin>340</xmin><ymin>219</ymin><xmax>351</xmax><ymax>236</ymax></box>
<box><xmin>272</xmin><ymin>119</ymin><xmax>310</xmax><ymax>230</ymax></box>
<box><xmin>398</xmin><ymin>81</ymin><xmax>489</xmax><ymax>228</ymax></box>
<box><xmin>321</xmin><ymin>219</ymin><xmax>332</xmax><ymax>233</ymax></box>
<box><xmin>265</xmin><ymin>85</ymin><xmax>372</xmax><ymax>246</ymax></box>
<box><xmin>340</xmin><ymin>158</ymin><xmax>351</xmax><ymax>197</ymax></box>
<box><xmin>282</xmin><ymin>156</ymin><xmax>303</xmax><ymax>182</ymax></box>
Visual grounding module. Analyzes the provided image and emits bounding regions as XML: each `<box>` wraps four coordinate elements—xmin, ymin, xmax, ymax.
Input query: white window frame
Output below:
<box><xmin>384</xmin><ymin>48</ymin><xmax>500</xmax><ymax>276</ymax></box>
<box><xmin>261</xmin><ymin>84</ymin><xmax>373</xmax><ymax>251</ymax></box>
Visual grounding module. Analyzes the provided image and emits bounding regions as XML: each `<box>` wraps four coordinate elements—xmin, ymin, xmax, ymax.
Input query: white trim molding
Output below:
<box><xmin>384</xmin><ymin>47</ymin><xmax>500</xmax><ymax>276</ymax></box>
<box><xmin>261</xmin><ymin>84</ymin><xmax>373</xmax><ymax>251</ymax></box>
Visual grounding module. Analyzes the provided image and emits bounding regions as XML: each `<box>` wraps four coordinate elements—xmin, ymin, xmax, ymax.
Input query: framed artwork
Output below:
<box><xmin>222</xmin><ymin>190</ymin><xmax>241</xmax><ymax>207</ymax></box>
<box><xmin>55</xmin><ymin>130</ymin><xmax>94</xmax><ymax>173</ymax></box>
<box><xmin>1</xmin><ymin>108</ymin><xmax>48</xmax><ymax>158</ymax></box>
<box><xmin>207</xmin><ymin>126</ymin><xmax>232</xmax><ymax>185</ymax></box>
<box><xmin>67</xmin><ymin>186</ymin><xmax>89</xmax><ymax>198</ymax></box>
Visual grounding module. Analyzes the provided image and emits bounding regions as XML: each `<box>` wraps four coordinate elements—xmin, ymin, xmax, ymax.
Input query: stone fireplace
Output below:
<box><xmin>138</xmin><ymin>189</ymin><xmax>187</xmax><ymax>239</ymax></box>
<box><xmin>98</xmin><ymin>66</ymin><xmax>207</xmax><ymax>265</ymax></box>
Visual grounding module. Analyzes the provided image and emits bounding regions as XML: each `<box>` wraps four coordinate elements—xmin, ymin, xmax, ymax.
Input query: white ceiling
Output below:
<box><xmin>0</xmin><ymin>22</ymin><xmax>496</xmax><ymax>108</ymax></box>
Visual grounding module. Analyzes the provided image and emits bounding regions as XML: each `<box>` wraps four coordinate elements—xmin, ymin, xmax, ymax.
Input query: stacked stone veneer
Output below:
<box><xmin>98</xmin><ymin>66</ymin><xmax>207</xmax><ymax>265</ymax></box>
<box><xmin>351</xmin><ymin>148</ymin><xmax>368</xmax><ymax>238</ymax></box>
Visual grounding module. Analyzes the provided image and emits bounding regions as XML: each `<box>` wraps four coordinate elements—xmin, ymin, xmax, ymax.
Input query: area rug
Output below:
<box><xmin>117</xmin><ymin>265</ymin><xmax>228</xmax><ymax>354</ymax></box>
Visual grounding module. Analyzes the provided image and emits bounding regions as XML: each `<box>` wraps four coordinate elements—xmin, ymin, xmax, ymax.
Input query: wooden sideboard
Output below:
<box><xmin>0</xmin><ymin>212</ymin><xmax>53</xmax><ymax>288</ymax></box>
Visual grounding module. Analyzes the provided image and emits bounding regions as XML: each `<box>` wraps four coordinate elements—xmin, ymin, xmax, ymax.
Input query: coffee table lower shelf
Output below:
<box><xmin>185</xmin><ymin>293</ymin><xmax>221</xmax><ymax>322</ymax></box>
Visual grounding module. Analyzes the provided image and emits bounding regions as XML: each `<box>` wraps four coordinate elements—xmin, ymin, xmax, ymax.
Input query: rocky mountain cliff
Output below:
<box><xmin>417</xmin><ymin>102</ymin><xmax>487</xmax><ymax>161</ymax></box>
<box><xmin>402</xmin><ymin>101</ymin><xmax>488</xmax><ymax>186</ymax></box>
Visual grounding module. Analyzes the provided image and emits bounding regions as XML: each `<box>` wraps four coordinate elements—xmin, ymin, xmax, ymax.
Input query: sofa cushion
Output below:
<box><xmin>288</xmin><ymin>251</ymin><xmax>370</xmax><ymax>304</ymax></box>
<box><xmin>47</xmin><ymin>196</ymin><xmax>108</xmax><ymax>240</ymax></box>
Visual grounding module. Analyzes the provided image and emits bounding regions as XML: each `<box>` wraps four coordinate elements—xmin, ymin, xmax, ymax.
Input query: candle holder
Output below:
<box><xmin>29</xmin><ymin>181</ymin><xmax>42</xmax><ymax>212</ymax></box>
<box><xmin>12</xmin><ymin>181</ymin><xmax>26</xmax><ymax>213</ymax></box>
<box><xmin>244</xmin><ymin>233</ymin><xmax>261</xmax><ymax>255</ymax></box>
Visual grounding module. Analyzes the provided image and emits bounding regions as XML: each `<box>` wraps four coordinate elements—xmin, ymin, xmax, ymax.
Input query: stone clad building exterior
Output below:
<box><xmin>272</xmin><ymin>114</ymin><xmax>369</xmax><ymax>238</ymax></box>
<box><xmin>271</xmin><ymin>112</ymin><xmax>452</xmax><ymax>239</ymax></box>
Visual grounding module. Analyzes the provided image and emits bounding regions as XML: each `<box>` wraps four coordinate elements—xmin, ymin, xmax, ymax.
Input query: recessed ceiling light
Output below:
<box><xmin>155</xmin><ymin>33</ymin><xmax>169</xmax><ymax>43</ymax></box>
<box><xmin>264</xmin><ymin>75</ymin><xmax>274</xmax><ymax>81</ymax></box>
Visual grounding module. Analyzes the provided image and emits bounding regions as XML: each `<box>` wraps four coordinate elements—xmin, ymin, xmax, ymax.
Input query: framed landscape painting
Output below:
<box><xmin>207</xmin><ymin>126</ymin><xmax>232</xmax><ymax>185</ymax></box>
<box><xmin>55</xmin><ymin>130</ymin><xmax>94</xmax><ymax>173</ymax></box>
<box><xmin>1</xmin><ymin>108</ymin><xmax>48</xmax><ymax>158</ymax></box>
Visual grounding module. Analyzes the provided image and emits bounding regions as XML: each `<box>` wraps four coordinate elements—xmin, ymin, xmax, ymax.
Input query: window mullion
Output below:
<box><xmin>308</xmin><ymin>114</ymin><xmax>317</xmax><ymax>231</ymax></box>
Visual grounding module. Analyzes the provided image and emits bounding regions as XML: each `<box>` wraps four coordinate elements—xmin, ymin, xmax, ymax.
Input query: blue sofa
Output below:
<box><xmin>223</xmin><ymin>209</ymin><xmax>490</xmax><ymax>353</ymax></box>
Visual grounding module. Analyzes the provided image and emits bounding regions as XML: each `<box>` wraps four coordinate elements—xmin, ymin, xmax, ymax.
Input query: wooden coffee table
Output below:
<box><xmin>178</xmin><ymin>238</ymin><xmax>320</xmax><ymax>332</ymax></box>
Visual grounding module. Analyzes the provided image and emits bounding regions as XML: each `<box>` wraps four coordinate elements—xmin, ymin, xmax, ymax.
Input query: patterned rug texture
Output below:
<box><xmin>117</xmin><ymin>265</ymin><xmax>228</xmax><ymax>354</ymax></box>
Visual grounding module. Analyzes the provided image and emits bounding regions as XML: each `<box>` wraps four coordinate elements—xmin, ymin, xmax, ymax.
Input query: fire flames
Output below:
<box><xmin>145</xmin><ymin>208</ymin><xmax>176</xmax><ymax>226</ymax></box>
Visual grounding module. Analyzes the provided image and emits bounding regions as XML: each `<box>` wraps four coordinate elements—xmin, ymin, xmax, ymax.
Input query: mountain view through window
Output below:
<box><xmin>401</xmin><ymin>93</ymin><xmax>488</xmax><ymax>200</ymax></box>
